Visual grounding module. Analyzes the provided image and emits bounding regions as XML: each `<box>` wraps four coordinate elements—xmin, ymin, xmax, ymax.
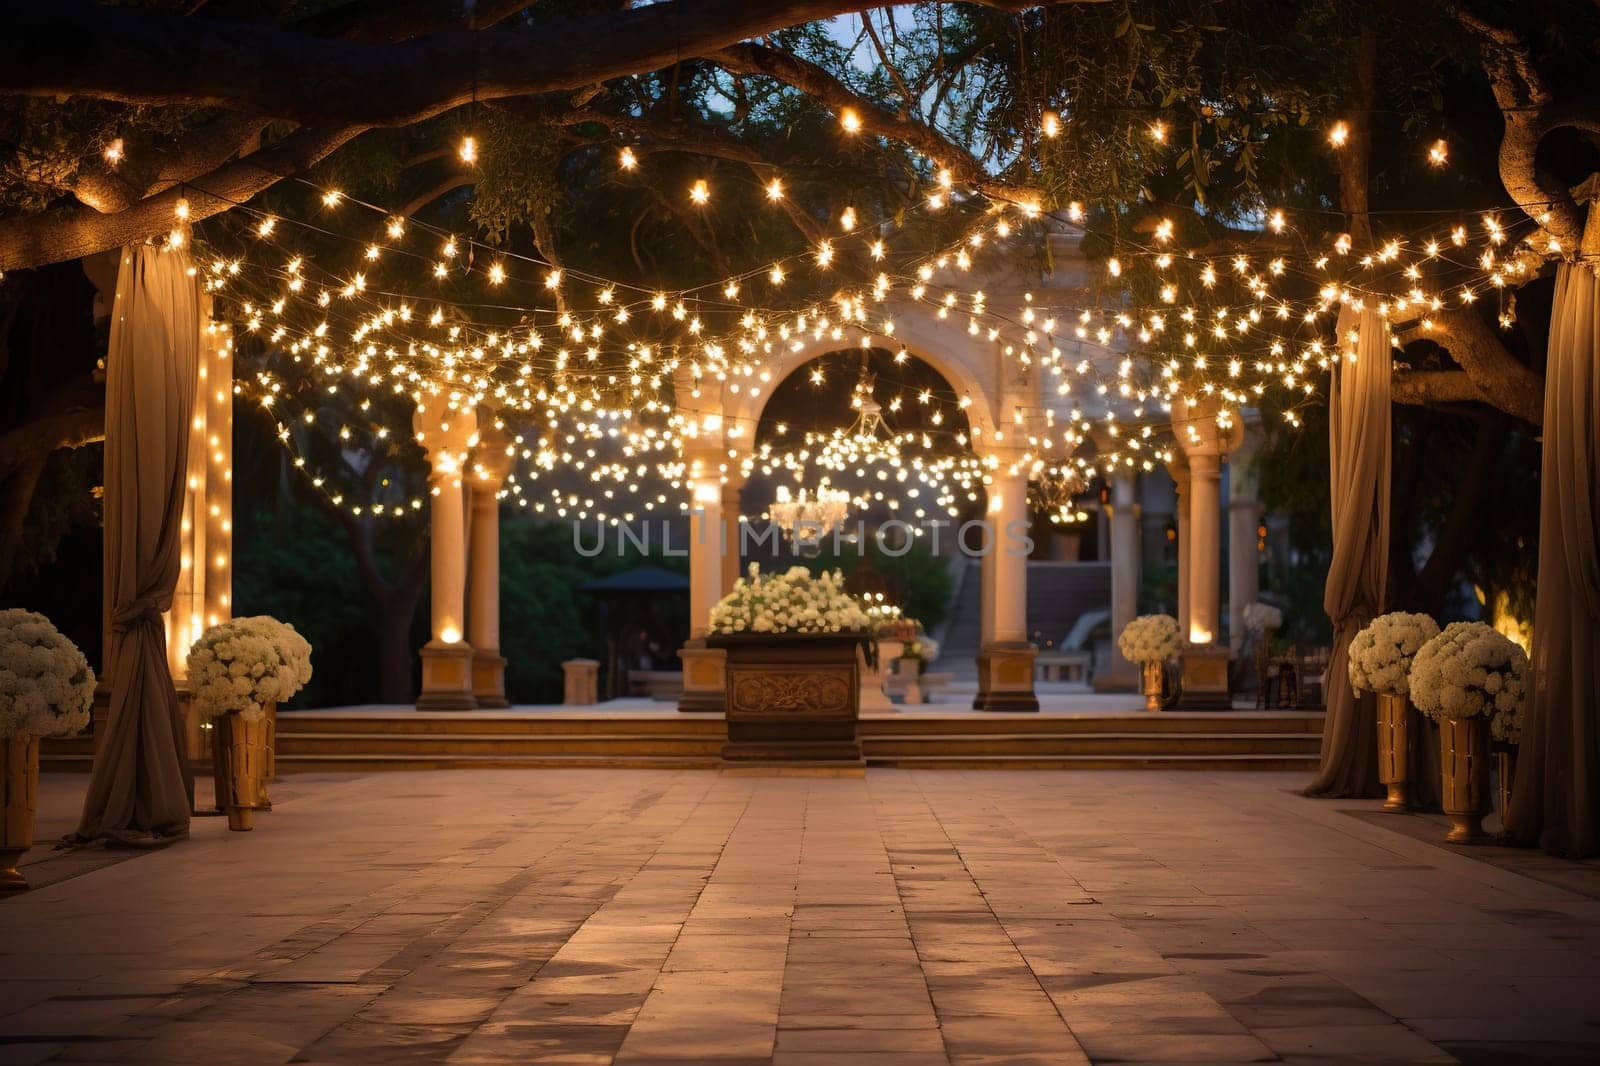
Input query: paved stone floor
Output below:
<box><xmin>4</xmin><ymin>770</ymin><xmax>1600</xmax><ymax>1065</ymax></box>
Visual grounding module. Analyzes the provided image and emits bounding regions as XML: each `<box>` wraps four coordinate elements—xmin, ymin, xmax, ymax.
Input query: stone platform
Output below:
<box><xmin>4</xmin><ymin>769</ymin><xmax>1599</xmax><ymax>1064</ymax></box>
<box><xmin>42</xmin><ymin>698</ymin><xmax>1324</xmax><ymax>775</ymax></box>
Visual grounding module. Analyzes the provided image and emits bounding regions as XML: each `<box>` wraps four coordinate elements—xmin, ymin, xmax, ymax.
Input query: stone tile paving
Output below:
<box><xmin>2</xmin><ymin>769</ymin><xmax>1599</xmax><ymax>1064</ymax></box>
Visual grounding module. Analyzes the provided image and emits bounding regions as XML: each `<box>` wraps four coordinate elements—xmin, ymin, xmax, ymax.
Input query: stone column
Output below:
<box><xmin>720</xmin><ymin>479</ymin><xmax>744</xmax><ymax>597</ymax></box>
<box><xmin>973</xmin><ymin>462</ymin><xmax>1039</xmax><ymax>711</ymax></box>
<box><xmin>1227</xmin><ymin>425</ymin><xmax>1264</xmax><ymax>657</ymax></box>
<box><xmin>467</xmin><ymin>422</ymin><xmax>514</xmax><ymax>708</ymax></box>
<box><xmin>1098</xmin><ymin>467</ymin><xmax>1141</xmax><ymax>691</ymax></box>
<box><xmin>1187</xmin><ymin>451</ymin><xmax>1223</xmax><ymax>645</ymax></box>
<box><xmin>1168</xmin><ymin>456</ymin><xmax>1192</xmax><ymax>632</ymax></box>
<box><xmin>677</xmin><ymin>464</ymin><xmax>728</xmax><ymax>712</ymax></box>
<box><xmin>414</xmin><ymin>400</ymin><xmax>478</xmax><ymax>710</ymax></box>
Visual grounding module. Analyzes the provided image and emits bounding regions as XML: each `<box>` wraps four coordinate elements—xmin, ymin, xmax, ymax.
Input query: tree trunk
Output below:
<box><xmin>374</xmin><ymin>590</ymin><xmax>419</xmax><ymax>704</ymax></box>
<box><xmin>1407</xmin><ymin>416</ymin><xmax>1508</xmax><ymax>614</ymax></box>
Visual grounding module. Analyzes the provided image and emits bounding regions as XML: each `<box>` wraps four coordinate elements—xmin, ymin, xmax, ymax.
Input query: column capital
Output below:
<box><xmin>472</xmin><ymin>419</ymin><xmax>517</xmax><ymax>484</ymax></box>
<box><xmin>413</xmin><ymin>398</ymin><xmax>478</xmax><ymax>464</ymax></box>
<box><xmin>1171</xmin><ymin>395</ymin><xmax>1244</xmax><ymax>460</ymax></box>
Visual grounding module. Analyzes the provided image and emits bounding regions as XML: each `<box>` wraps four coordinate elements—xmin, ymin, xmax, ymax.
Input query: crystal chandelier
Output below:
<box><xmin>769</xmin><ymin>478</ymin><xmax>851</xmax><ymax>536</ymax></box>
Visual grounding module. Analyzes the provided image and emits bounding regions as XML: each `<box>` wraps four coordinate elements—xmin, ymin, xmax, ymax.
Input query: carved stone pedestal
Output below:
<box><xmin>1176</xmin><ymin>646</ymin><xmax>1232</xmax><ymax>709</ymax></box>
<box><xmin>472</xmin><ymin>651</ymin><xmax>509</xmax><ymax>709</ymax></box>
<box><xmin>417</xmin><ymin>641</ymin><xmax>477</xmax><ymax>711</ymax></box>
<box><xmin>972</xmin><ymin>642</ymin><xmax>1039</xmax><ymax>712</ymax></box>
<box><xmin>710</xmin><ymin>634</ymin><xmax>863</xmax><ymax>767</ymax></box>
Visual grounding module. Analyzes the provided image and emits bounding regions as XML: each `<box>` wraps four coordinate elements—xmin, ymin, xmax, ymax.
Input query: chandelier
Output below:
<box><xmin>1032</xmin><ymin>465</ymin><xmax>1092</xmax><ymax>525</ymax></box>
<box><xmin>769</xmin><ymin>478</ymin><xmax>851</xmax><ymax>536</ymax></box>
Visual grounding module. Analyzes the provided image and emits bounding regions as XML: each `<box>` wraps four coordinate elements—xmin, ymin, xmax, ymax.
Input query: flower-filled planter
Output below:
<box><xmin>187</xmin><ymin>617</ymin><xmax>313</xmax><ymax>831</ymax></box>
<box><xmin>708</xmin><ymin>566</ymin><xmax>869</xmax><ymax>766</ymax></box>
<box><xmin>1409</xmin><ymin>622</ymin><xmax>1528</xmax><ymax>844</ymax></box>
<box><xmin>1349</xmin><ymin>612</ymin><xmax>1440</xmax><ymax>811</ymax></box>
<box><xmin>1117</xmin><ymin>614</ymin><xmax>1180</xmax><ymax>711</ymax></box>
<box><xmin>0</xmin><ymin>610</ymin><xmax>94</xmax><ymax>891</ymax></box>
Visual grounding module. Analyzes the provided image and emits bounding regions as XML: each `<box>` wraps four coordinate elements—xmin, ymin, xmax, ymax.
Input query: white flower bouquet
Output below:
<box><xmin>1408</xmin><ymin>621</ymin><xmax>1528</xmax><ymax>730</ymax></box>
<box><xmin>187</xmin><ymin>616</ymin><xmax>313</xmax><ymax>721</ymax></box>
<box><xmin>709</xmin><ymin>564</ymin><xmax>870</xmax><ymax>635</ymax></box>
<box><xmin>1240</xmin><ymin>602</ymin><xmax>1283</xmax><ymax>634</ymax></box>
<box><xmin>1348</xmin><ymin>612</ymin><xmax>1440</xmax><ymax>696</ymax></box>
<box><xmin>0</xmin><ymin>609</ymin><xmax>94</xmax><ymax>740</ymax></box>
<box><xmin>1117</xmin><ymin>614</ymin><xmax>1181</xmax><ymax>665</ymax></box>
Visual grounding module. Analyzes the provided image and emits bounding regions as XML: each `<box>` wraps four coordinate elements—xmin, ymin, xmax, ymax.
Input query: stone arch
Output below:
<box><xmin>718</xmin><ymin>307</ymin><xmax>1011</xmax><ymax>454</ymax></box>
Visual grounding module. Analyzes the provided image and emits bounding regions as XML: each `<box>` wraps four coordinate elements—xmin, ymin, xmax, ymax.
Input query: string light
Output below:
<box><xmin>839</xmin><ymin>108</ymin><xmax>863</xmax><ymax>134</ymax></box>
<box><xmin>690</xmin><ymin>179</ymin><xmax>710</xmax><ymax>205</ymax></box>
<box><xmin>459</xmin><ymin>136</ymin><xmax>478</xmax><ymax>164</ymax></box>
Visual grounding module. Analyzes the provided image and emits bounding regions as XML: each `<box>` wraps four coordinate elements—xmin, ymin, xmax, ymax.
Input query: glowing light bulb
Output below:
<box><xmin>619</xmin><ymin>146</ymin><xmax>637</xmax><ymax>170</ymax></box>
<box><xmin>459</xmin><ymin>136</ymin><xmax>477</xmax><ymax>163</ymax></box>
<box><xmin>1149</xmin><ymin>120</ymin><xmax>1167</xmax><ymax>143</ymax></box>
<box><xmin>690</xmin><ymin>179</ymin><xmax>709</xmax><ymax>204</ymax></box>
<box><xmin>1328</xmin><ymin>121</ymin><xmax>1349</xmax><ymax>147</ymax></box>
<box><xmin>104</xmin><ymin>138</ymin><xmax>123</xmax><ymax>165</ymax></box>
<box><xmin>1428</xmin><ymin>139</ymin><xmax>1448</xmax><ymax>166</ymax></box>
<box><xmin>766</xmin><ymin>178</ymin><xmax>784</xmax><ymax>200</ymax></box>
<box><xmin>1042</xmin><ymin>110</ymin><xmax>1060</xmax><ymax>137</ymax></box>
<box><xmin>839</xmin><ymin>108</ymin><xmax>862</xmax><ymax>133</ymax></box>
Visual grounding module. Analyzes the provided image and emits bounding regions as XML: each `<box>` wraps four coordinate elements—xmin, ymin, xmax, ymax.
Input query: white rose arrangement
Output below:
<box><xmin>0</xmin><ymin>609</ymin><xmax>95</xmax><ymax>740</ymax></box>
<box><xmin>187</xmin><ymin>616</ymin><xmax>313</xmax><ymax>721</ymax></box>
<box><xmin>1408</xmin><ymin>621</ymin><xmax>1528</xmax><ymax>737</ymax></box>
<box><xmin>1348</xmin><ymin>612</ymin><xmax>1440</xmax><ymax>696</ymax></box>
<box><xmin>709</xmin><ymin>564</ymin><xmax>869</xmax><ymax>635</ymax></box>
<box><xmin>1117</xmin><ymin>614</ymin><xmax>1181</xmax><ymax>665</ymax></box>
<box><xmin>1240</xmin><ymin>602</ymin><xmax>1283</xmax><ymax>634</ymax></box>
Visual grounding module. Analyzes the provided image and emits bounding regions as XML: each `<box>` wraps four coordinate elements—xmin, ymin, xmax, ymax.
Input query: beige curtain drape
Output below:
<box><xmin>1306</xmin><ymin>304</ymin><xmax>1389</xmax><ymax>798</ymax></box>
<box><xmin>75</xmin><ymin>244</ymin><xmax>200</xmax><ymax>844</ymax></box>
<box><xmin>1508</xmin><ymin>262</ymin><xmax>1600</xmax><ymax>857</ymax></box>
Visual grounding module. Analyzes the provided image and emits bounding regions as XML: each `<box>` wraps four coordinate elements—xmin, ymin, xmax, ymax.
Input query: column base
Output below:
<box><xmin>1175</xmin><ymin>646</ymin><xmax>1233</xmax><ymax>710</ymax></box>
<box><xmin>972</xmin><ymin>642</ymin><xmax>1039</xmax><ymax>712</ymax></box>
<box><xmin>417</xmin><ymin>642</ymin><xmax>478</xmax><ymax>711</ymax></box>
<box><xmin>472</xmin><ymin>650</ymin><xmax>509</xmax><ymax>709</ymax></box>
<box><xmin>677</xmin><ymin>642</ymin><xmax>727</xmax><ymax>713</ymax></box>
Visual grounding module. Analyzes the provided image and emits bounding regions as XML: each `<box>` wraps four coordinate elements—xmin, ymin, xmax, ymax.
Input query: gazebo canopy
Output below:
<box><xmin>578</xmin><ymin>566</ymin><xmax>690</xmax><ymax>595</ymax></box>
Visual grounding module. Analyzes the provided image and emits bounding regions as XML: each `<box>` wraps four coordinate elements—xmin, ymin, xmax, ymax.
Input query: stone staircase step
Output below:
<box><xmin>42</xmin><ymin>710</ymin><xmax>1326</xmax><ymax>774</ymax></box>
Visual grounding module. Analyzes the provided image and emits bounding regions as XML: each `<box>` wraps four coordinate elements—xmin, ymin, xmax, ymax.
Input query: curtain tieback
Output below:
<box><xmin>111</xmin><ymin>595</ymin><xmax>167</xmax><ymax>632</ymax></box>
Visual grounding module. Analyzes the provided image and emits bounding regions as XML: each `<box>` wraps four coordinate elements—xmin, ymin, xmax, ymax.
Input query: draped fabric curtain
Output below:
<box><xmin>75</xmin><ymin>245</ymin><xmax>199</xmax><ymax>844</ymax></box>
<box><xmin>1508</xmin><ymin>262</ymin><xmax>1600</xmax><ymax>857</ymax></box>
<box><xmin>1306</xmin><ymin>304</ymin><xmax>1390</xmax><ymax>798</ymax></box>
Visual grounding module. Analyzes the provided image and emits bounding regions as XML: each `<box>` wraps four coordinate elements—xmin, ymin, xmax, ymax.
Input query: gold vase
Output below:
<box><xmin>1495</xmin><ymin>746</ymin><xmax>1518</xmax><ymax>829</ymax></box>
<box><xmin>1140</xmin><ymin>661</ymin><xmax>1164</xmax><ymax>711</ymax></box>
<box><xmin>0</xmin><ymin>736</ymin><xmax>39</xmax><ymax>893</ymax></box>
<box><xmin>218</xmin><ymin>714</ymin><xmax>265</xmax><ymax>832</ymax></box>
<box><xmin>1375</xmin><ymin>693</ymin><xmax>1411</xmax><ymax>811</ymax></box>
<box><xmin>257</xmin><ymin>701</ymin><xmax>277</xmax><ymax>812</ymax></box>
<box><xmin>1439</xmin><ymin>717</ymin><xmax>1490</xmax><ymax>844</ymax></box>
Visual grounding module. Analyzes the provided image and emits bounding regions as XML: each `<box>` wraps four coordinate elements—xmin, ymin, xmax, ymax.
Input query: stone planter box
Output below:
<box><xmin>708</xmin><ymin>633</ymin><xmax>865</xmax><ymax>766</ymax></box>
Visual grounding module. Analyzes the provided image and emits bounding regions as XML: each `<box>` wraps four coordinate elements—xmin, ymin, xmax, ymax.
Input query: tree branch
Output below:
<box><xmin>1455</xmin><ymin>8</ymin><xmax>1589</xmax><ymax>253</ymax></box>
<box><xmin>1390</xmin><ymin>369</ymin><xmax>1490</xmax><ymax>408</ymax></box>
<box><xmin>713</xmin><ymin>42</ymin><xmax>1034</xmax><ymax>206</ymax></box>
<box><xmin>0</xmin><ymin>125</ymin><xmax>364</xmax><ymax>271</ymax></box>
<box><xmin>0</xmin><ymin>378</ymin><xmax>105</xmax><ymax>479</ymax></box>
<box><xmin>1398</xmin><ymin>310</ymin><xmax>1544</xmax><ymax>426</ymax></box>
<box><xmin>2</xmin><ymin>1</ymin><xmax>902</xmax><ymax>126</ymax></box>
